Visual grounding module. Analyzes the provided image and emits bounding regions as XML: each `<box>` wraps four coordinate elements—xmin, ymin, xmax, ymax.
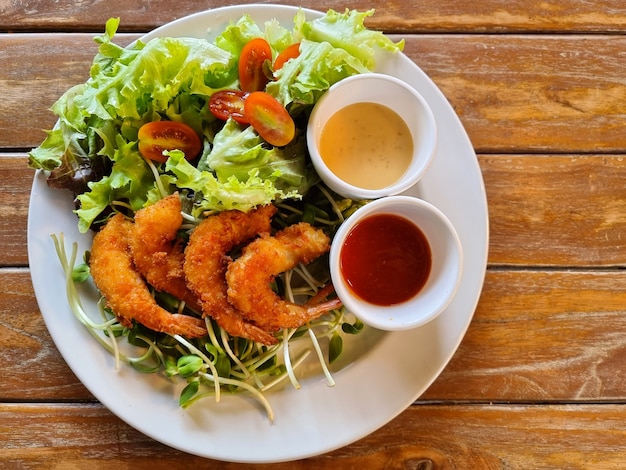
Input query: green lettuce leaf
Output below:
<box><xmin>295</xmin><ymin>9</ymin><xmax>404</xmax><ymax>70</ymax></box>
<box><xmin>267</xmin><ymin>39</ymin><xmax>371</xmax><ymax>107</ymax></box>
<box><xmin>164</xmin><ymin>150</ymin><xmax>303</xmax><ymax>216</ymax></box>
<box><xmin>215</xmin><ymin>14</ymin><xmax>266</xmax><ymax>57</ymax></box>
<box><xmin>216</xmin><ymin>14</ymin><xmax>295</xmax><ymax>57</ymax></box>
<box><xmin>28</xmin><ymin>17</ymin><xmax>235</xmax><ymax>180</ymax></box>
<box><xmin>77</xmin><ymin>18</ymin><xmax>235</xmax><ymax>121</ymax></box>
<box><xmin>199</xmin><ymin>119</ymin><xmax>311</xmax><ymax>193</ymax></box>
<box><xmin>75</xmin><ymin>136</ymin><xmax>154</xmax><ymax>232</ymax></box>
<box><xmin>29</xmin><ymin>9</ymin><xmax>402</xmax><ymax>233</ymax></box>
<box><xmin>266</xmin><ymin>9</ymin><xmax>404</xmax><ymax>107</ymax></box>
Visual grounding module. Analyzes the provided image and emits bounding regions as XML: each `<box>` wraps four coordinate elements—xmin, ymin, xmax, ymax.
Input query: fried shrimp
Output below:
<box><xmin>184</xmin><ymin>205</ymin><xmax>279</xmax><ymax>345</ymax></box>
<box><xmin>90</xmin><ymin>213</ymin><xmax>207</xmax><ymax>338</ymax></box>
<box><xmin>226</xmin><ymin>222</ymin><xmax>342</xmax><ymax>332</ymax></box>
<box><xmin>130</xmin><ymin>193</ymin><xmax>201</xmax><ymax>312</ymax></box>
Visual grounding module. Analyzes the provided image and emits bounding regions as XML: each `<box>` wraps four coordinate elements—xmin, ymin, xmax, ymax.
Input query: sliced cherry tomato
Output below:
<box><xmin>208</xmin><ymin>89</ymin><xmax>250</xmax><ymax>124</ymax></box>
<box><xmin>244</xmin><ymin>91</ymin><xmax>295</xmax><ymax>147</ymax></box>
<box><xmin>273</xmin><ymin>43</ymin><xmax>300</xmax><ymax>71</ymax></box>
<box><xmin>137</xmin><ymin>121</ymin><xmax>202</xmax><ymax>163</ymax></box>
<box><xmin>238</xmin><ymin>37</ymin><xmax>272</xmax><ymax>92</ymax></box>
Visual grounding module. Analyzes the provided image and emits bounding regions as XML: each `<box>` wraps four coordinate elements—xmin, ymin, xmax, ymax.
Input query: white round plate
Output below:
<box><xmin>28</xmin><ymin>4</ymin><xmax>488</xmax><ymax>463</ymax></box>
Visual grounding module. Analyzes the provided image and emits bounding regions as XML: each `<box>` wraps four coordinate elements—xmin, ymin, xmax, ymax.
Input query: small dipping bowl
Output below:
<box><xmin>329</xmin><ymin>196</ymin><xmax>463</xmax><ymax>331</ymax></box>
<box><xmin>307</xmin><ymin>73</ymin><xmax>437</xmax><ymax>200</ymax></box>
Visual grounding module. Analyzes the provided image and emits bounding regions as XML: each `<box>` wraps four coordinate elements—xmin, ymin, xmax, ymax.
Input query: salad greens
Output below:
<box><xmin>29</xmin><ymin>8</ymin><xmax>403</xmax><ymax>233</ymax></box>
<box><xmin>52</xmin><ymin>183</ymin><xmax>366</xmax><ymax>420</ymax></box>
<box><xmin>31</xmin><ymin>8</ymin><xmax>403</xmax><ymax>418</ymax></box>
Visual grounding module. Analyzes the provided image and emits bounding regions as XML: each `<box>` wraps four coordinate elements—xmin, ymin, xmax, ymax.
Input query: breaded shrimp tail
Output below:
<box><xmin>130</xmin><ymin>193</ymin><xmax>202</xmax><ymax>312</ymax></box>
<box><xmin>184</xmin><ymin>205</ymin><xmax>279</xmax><ymax>345</ymax></box>
<box><xmin>226</xmin><ymin>222</ymin><xmax>340</xmax><ymax>332</ymax></box>
<box><xmin>90</xmin><ymin>214</ymin><xmax>207</xmax><ymax>338</ymax></box>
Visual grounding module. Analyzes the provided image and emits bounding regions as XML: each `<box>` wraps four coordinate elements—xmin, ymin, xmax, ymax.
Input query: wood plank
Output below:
<box><xmin>405</xmin><ymin>34</ymin><xmax>626</xmax><ymax>153</ymax></box>
<box><xmin>2</xmin><ymin>1</ymin><xmax>626</xmax><ymax>33</ymax></box>
<box><xmin>0</xmin><ymin>269</ymin><xmax>91</xmax><ymax>400</ymax></box>
<box><xmin>3</xmin><ymin>34</ymin><xmax>626</xmax><ymax>153</ymax></box>
<box><xmin>424</xmin><ymin>269</ymin><xmax>626</xmax><ymax>401</ymax></box>
<box><xmin>2</xmin><ymin>402</ymin><xmax>626</xmax><ymax>467</ymax></box>
<box><xmin>4</xmin><ymin>268</ymin><xmax>626</xmax><ymax>402</ymax></box>
<box><xmin>483</xmin><ymin>154</ymin><xmax>626</xmax><ymax>267</ymax></box>
<box><xmin>0</xmin><ymin>155</ymin><xmax>30</xmax><ymax>267</ymax></box>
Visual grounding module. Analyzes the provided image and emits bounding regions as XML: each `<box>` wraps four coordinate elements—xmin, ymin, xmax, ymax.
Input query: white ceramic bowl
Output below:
<box><xmin>329</xmin><ymin>196</ymin><xmax>463</xmax><ymax>331</ymax></box>
<box><xmin>307</xmin><ymin>73</ymin><xmax>437</xmax><ymax>199</ymax></box>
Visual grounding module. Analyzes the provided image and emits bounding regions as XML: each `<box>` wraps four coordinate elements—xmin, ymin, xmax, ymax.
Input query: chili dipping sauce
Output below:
<box><xmin>339</xmin><ymin>213</ymin><xmax>432</xmax><ymax>306</ymax></box>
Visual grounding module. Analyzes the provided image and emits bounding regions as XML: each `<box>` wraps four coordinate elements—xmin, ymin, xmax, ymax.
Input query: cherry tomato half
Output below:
<box><xmin>138</xmin><ymin>121</ymin><xmax>202</xmax><ymax>163</ymax></box>
<box><xmin>244</xmin><ymin>91</ymin><xmax>295</xmax><ymax>147</ymax></box>
<box><xmin>273</xmin><ymin>43</ymin><xmax>300</xmax><ymax>71</ymax></box>
<box><xmin>238</xmin><ymin>37</ymin><xmax>272</xmax><ymax>92</ymax></box>
<box><xmin>208</xmin><ymin>90</ymin><xmax>250</xmax><ymax>124</ymax></box>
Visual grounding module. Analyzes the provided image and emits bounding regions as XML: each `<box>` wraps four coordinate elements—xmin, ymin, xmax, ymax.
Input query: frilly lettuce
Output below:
<box><xmin>29</xmin><ymin>9</ymin><xmax>403</xmax><ymax>233</ymax></box>
<box><xmin>267</xmin><ymin>39</ymin><xmax>371</xmax><ymax>108</ymax></box>
<box><xmin>215</xmin><ymin>14</ymin><xmax>294</xmax><ymax>62</ymax></box>
<box><xmin>199</xmin><ymin>119</ymin><xmax>311</xmax><ymax>193</ymax></box>
<box><xmin>218</xmin><ymin>8</ymin><xmax>404</xmax><ymax>107</ymax></box>
<box><xmin>30</xmin><ymin>17</ymin><xmax>233</xmax><ymax>171</ymax></box>
<box><xmin>75</xmin><ymin>136</ymin><xmax>154</xmax><ymax>233</ymax></box>
<box><xmin>163</xmin><ymin>150</ymin><xmax>303</xmax><ymax>216</ymax></box>
<box><xmin>294</xmin><ymin>9</ymin><xmax>404</xmax><ymax>70</ymax></box>
<box><xmin>29</xmin><ymin>17</ymin><xmax>240</xmax><ymax>232</ymax></box>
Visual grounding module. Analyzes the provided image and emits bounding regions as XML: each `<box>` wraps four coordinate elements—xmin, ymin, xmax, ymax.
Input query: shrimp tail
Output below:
<box><xmin>306</xmin><ymin>283</ymin><xmax>342</xmax><ymax>308</ymax></box>
<box><xmin>305</xmin><ymin>298</ymin><xmax>343</xmax><ymax>316</ymax></box>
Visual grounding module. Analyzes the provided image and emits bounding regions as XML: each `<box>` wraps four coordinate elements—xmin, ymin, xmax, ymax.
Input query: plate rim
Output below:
<box><xmin>27</xmin><ymin>4</ymin><xmax>489</xmax><ymax>463</ymax></box>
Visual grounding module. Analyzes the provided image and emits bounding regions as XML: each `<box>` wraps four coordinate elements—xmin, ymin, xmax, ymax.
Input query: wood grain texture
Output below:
<box><xmin>0</xmin><ymin>155</ymin><xmax>30</xmax><ymax>267</ymax></box>
<box><xmin>1</xmin><ymin>0</ymin><xmax>626</xmax><ymax>33</ymax></box>
<box><xmin>424</xmin><ymin>269</ymin><xmax>626</xmax><ymax>401</ymax></box>
<box><xmin>2</xmin><ymin>403</ymin><xmax>626</xmax><ymax>468</ymax></box>
<box><xmin>0</xmin><ymin>269</ymin><xmax>90</xmax><ymax>400</ymax></box>
<box><xmin>484</xmin><ymin>154</ymin><xmax>626</xmax><ymax>266</ymax></box>
<box><xmin>404</xmin><ymin>35</ymin><xmax>626</xmax><ymax>153</ymax></box>
<box><xmin>3</xmin><ymin>34</ymin><xmax>626</xmax><ymax>153</ymax></box>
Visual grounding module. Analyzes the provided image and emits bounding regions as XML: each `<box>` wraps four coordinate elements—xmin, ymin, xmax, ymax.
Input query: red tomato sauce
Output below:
<box><xmin>339</xmin><ymin>213</ymin><xmax>432</xmax><ymax>306</ymax></box>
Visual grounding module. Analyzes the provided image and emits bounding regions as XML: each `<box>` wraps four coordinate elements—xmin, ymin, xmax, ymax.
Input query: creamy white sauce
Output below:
<box><xmin>319</xmin><ymin>102</ymin><xmax>413</xmax><ymax>189</ymax></box>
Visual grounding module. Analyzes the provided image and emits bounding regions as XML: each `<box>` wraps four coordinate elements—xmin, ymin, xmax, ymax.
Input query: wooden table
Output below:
<box><xmin>3</xmin><ymin>1</ymin><xmax>626</xmax><ymax>467</ymax></box>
